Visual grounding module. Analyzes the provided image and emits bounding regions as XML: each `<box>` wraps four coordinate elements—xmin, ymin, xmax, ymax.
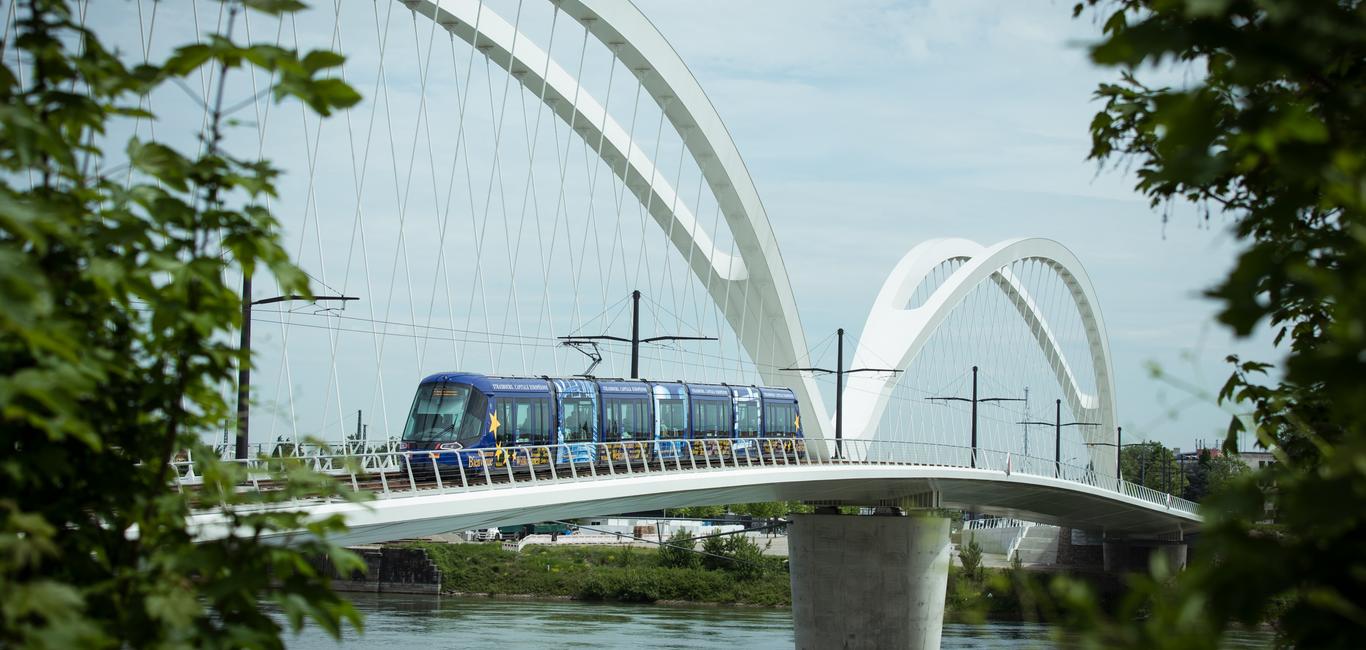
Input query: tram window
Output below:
<box><xmin>764</xmin><ymin>402</ymin><xmax>797</xmax><ymax>436</ymax></box>
<box><xmin>735</xmin><ymin>400</ymin><xmax>760</xmax><ymax>438</ymax></box>
<box><xmin>604</xmin><ymin>398</ymin><xmax>650</xmax><ymax>442</ymax></box>
<box><xmin>498</xmin><ymin>396</ymin><xmax>552</xmax><ymax>447</ymax></box>
<box><xmin>691</xmin><ymin>399</ymin><xmax>731</xmax><ymax>439</ymax></box>
<box><xmin>657</xmin><ymin>398</ymin><xmax>687</xmax><ymax>439</ymax></box>
<box><xmin>402</xmin><ymin>382</ymin><xmax>471</xmax><ymax>443</ymax></box>
<box><xmin>560</xmin><ymin>397</ymin><xmax>596</xmax><ymax>444</ymax></box>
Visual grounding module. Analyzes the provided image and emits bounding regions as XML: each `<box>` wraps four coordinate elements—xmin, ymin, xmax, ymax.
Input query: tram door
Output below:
<box><xmin>652</xmin><ymin>384</ymin><xmax>689</xmax><ymax>462</ymax></box>
<box><xmin>600</xmin><ymin>381</ymin><xmax>651</xmax><ymax>466</ymax></box>
<box><xmin>688</xmin><ymin>384</ymin><xmax>734</xmax><ymax>462</ymax></box>
<box><xmin>553</xmin><ymin>379</ymin><xmax>598</xmax><ymax>465</ymax></box>
<box><xmin>731</xmin><ymin>386</ymin><xmax>762</xmax><ymax>458</ymax></box>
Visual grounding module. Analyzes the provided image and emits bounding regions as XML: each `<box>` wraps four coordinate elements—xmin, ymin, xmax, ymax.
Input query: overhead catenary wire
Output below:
<box><xmin>77</xmin><ymin>3</ymin><xmax>1123</xmax><ymax>459</ymax></box>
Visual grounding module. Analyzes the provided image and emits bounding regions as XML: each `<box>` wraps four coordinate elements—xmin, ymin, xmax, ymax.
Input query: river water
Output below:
<box><xmin>283</xmin><ymin>593</ymin><xmax>1274</xmax><ymax>648</ymax></box>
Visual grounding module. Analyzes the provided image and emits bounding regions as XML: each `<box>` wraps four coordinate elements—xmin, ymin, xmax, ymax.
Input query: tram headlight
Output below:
<box><xmin>436</xmin><ymin>442</ymin><xmax>464</xmax><ymax>450</ymax></box>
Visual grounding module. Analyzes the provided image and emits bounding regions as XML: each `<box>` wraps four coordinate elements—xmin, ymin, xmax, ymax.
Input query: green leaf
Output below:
<box><xmin>126</xmin><ymin>139</ymin><xmax>191</xmax><ymax>191</ymax></box>
<box><xmin>301</xmin><ymin>49</ymin><xmax>346</xmax><ymax>73</ymax></box>
<box><xmin>242</xmin><ymin>0</ymin><xmax>308</xmax><ymax>15</ymax></box>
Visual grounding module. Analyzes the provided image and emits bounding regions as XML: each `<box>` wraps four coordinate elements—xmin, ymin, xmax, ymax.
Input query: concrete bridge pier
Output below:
<box><xmin>789</xmin><ymin>511</ymin><xmax>951</xmax><ymax>650</ymax></box>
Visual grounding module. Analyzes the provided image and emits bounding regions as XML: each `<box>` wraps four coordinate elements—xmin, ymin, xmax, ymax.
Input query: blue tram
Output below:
<box><xmin>397</xmin><ymin>372</ymin><xmax>804</xmax><ymax>470</ymax></box>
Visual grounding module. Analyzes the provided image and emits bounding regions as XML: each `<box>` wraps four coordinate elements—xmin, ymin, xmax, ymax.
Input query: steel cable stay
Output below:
<box><xmin>79</xmin><ymin>2</ymin><xmax>1123</xmax><ymax>468</ymax></box>
<box><xmin>457</xmin><ymin>1</ymin><xmax>497</xmax><ymax>373</ymax></box>
<box><xmin>411</xmin><ymin>6</ymin><xmax>463</xmax><ymax>371</ymax></box>
<box><xmin>564</xmin><ymin>30</ymin><xmax>613</xmax><ymax>375</ymax></box>
<box><xmin>264</xmin><ymin>10</ymin><xmax>315</xmax><ymax>450</ymax></box>
<box><xmin>439</xmin><ymin>4</ymin><xmax>487</xmax><ymax>373</ymax></box>
<box><xmin>514</xmin><ymin>4</ymin><xmax>563</xmax><ymax>375</ymax></box>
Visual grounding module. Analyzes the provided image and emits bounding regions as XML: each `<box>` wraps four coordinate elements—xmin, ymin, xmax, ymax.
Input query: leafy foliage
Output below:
<box><xmin>658</xmin><ymin>528</ymin><xmax>701</xmax><ymax>570</ymax></box>
<box><xmin>1178</xmin><ymin>449</ymin><xmax>1250</xmax><ymax>502</ymax></box>
<box><xmin>958</xmin><ymin>537</ymin><xmax>984</xmax><ymax>582</ymax></box>
<box><xmin>669</xmin><ymin>500</ymin><xmax>814</xmax><ymax>519</ymax></box>
<box><xmin>0</xmin><ymin>1</ymin><xmax>363</xmax><ymax>647</ymax></box>
<box><xmin>1066</xmin><ymin>0</ymin><xmax>1366</xmax><ymax>646</ymax></box>
<box><xmin>1120</xmin><ymin>441</ymin><xmax>1184</xmax><ymax>493</ymax></box>
<box><xmin>700</xmin><ymin>532</ymin><xmax>772</xmax><ymax>580</ymax></box>
<box><xmin>419</xmin><ymin>542</ymin><xmax>792</xmax><ymax>606</ymax></box>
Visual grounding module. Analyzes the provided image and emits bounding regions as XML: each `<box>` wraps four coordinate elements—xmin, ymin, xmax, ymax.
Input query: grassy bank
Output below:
<box><xmin>415</xmin><ymin>542</ymin><xmax>792</xmax><ymax>606</ymax></box>
<box><xmin>410</xmin><ymin>541</ymin><xmax>1111</xmax><ymax>615</ymax></box>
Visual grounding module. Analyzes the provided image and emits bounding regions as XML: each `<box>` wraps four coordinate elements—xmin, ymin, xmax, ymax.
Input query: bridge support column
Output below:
<box><xmin>789</xmin><ymin>512</ymin><xmax>950</xmax><ymax>650</ymax></box>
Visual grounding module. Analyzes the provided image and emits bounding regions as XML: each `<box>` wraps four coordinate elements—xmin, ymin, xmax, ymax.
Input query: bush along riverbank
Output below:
<box><xmin>410</xmin><ymin>532</ymin><xmax>1119</xmax><ymax>615</ymax></box>
<box><xmin>412</xmin><ymin>534</ymin><xmax>791</xmax><ymax>606</ymax></box>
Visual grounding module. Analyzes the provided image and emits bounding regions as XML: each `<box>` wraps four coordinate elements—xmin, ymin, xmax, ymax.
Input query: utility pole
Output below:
<box><xmin>559</xmin><ymin>290</ymin><xmax>716</xmax><ymax>379</ymax></box>
<box><xmin>927</xmin><ymin>366</ymin><xmax>1025</xmax><ymax>469</ymax></box>
<box><xmin>1018</xmin><ymin>398</ymin><xmax>1098</xmax><ymax>478</ymax></box>
<box><xmin>1163</xmin><ymin>447</ymin><xmax>1171</xmax><ymax>494</ymax></box>
<box><xmin>782</xmin><ymin>328</ymin><xmax>899</xmax><ymax>459</ymax></box>
<box><xmin>237</xmin><ymin>287</ymin><xmax>357</xmax><ymax>460</ymax></box>
<box><xmin>1179</xmin><ymin>448</ymin><xmax>1186</xmax><ymax>497</ymax></box>
<box><xmin>1085</xmin><ymin>427</ymin><xmax>1146</xmax><ymax>490</ymax></box>
<box><xmin>632</xmin><ymin>289</ymin><xmax>641</xmax><ymax>379</ymax></box>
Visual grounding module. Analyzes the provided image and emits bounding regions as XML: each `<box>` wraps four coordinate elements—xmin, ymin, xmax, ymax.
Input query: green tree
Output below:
<box><xmin>1119</xmin><ymin>441</ymin><xmax>1183</xmax><ymax>492</ymax></box>
<box><xmin>959</xmin><ymin>538</ymin><xmax>984</xmax><ymax>583</ymax></box>
<box><xmin>0</xmin><ymin>1</ymin><xmax>363</xmax><ymax>647</ymax></box>
<box><xmin>1061</xmin><ymin>0</ymin><xmax>1366</xmax><ymax>646</ymax></box>
<box><xmin>724</xmin><ymin>501</ymin><xmax>813</xmax><ymax>518</ymax></box>
<box><xmin>670</xmin><ymin>505</ymin><xmax>726</xmax><ymax>519</ymax></box>
<box><xmin>698</xmin><ymin>533</ymin><xmax>769</xmax><ymax>580</ymax></box>
<box><xmin>1203</xmin><ymin>453</ymin><xmax>1250</xmax><ymax>495</ymax></box>
<box><xmin>1181</xmin><ymin>449</ymin><xmax>1252</xmax><ymax>502</ymax></box>
<box><xmin>699</xmin><ymin>534</ymin><xmax>731</xmax><ymax>572</ymax></box>
<box><xmin>658</xmin><ymin>528</ymin><xmax>701</xmax><ymax>570</ymax></box>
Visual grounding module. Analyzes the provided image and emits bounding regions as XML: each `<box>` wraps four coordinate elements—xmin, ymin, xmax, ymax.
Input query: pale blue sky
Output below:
<box><xmin>73</xmin><ymin>0</ymin><xmax>1279</xmax><ymax>452</ymax></box>
<box><xmin>633</xmin><ymin>0</ymin><xmax>1278</xmax><ymax>451</ymax></box>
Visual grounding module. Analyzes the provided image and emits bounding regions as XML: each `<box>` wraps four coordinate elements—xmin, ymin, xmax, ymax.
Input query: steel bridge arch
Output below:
<box><xmin>402</xmin><ymin>0</ymin><xmax>829</xmax><ymax>435</ymax></box>
<box><xmin>842</xmin><ymin>238</ymin><xmax>1119</xmax><ymax>475</ymax></box>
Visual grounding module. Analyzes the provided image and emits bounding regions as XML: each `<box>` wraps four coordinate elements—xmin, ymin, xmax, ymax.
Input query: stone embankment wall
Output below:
<box><xmin>1056</xmin><ymin>528</ymin><xmax>1104</xmax><ymax>569</ymax></box>
<box><xmin>314</xmin><ymin>546</ymin><xmax>442</xmax><ymax>595</ymax></box>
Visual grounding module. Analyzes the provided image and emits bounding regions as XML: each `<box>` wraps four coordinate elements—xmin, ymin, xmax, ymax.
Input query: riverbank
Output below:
<box><xmin>415</xmin><ymin>541</ymin><xmax>791</xmax><ymax>606</ymax></box>
<box><xmin>409</xmin><ymin>540</ymin><xmax>1111</xmax><ymax>617</ymax></box>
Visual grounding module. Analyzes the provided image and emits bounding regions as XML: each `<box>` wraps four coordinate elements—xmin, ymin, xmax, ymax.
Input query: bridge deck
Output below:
<box><xmin>180</xmin><ymin>438</ymin><xmax>1199</xmax><ymax>546</ymax></box>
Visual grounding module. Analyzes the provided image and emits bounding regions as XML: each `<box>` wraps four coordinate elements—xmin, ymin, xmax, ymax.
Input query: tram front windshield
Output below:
<box><xmin>402</xmin><ymin>382</ymin><xmax>487</xmax><ymax>447</ymax></box>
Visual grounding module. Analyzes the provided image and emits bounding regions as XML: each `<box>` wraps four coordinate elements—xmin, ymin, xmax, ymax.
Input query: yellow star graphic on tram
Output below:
<box><xmin>794</xmin><ymin>415</ymin><xmax>800</xmax><ymax>430</ymax></box>
<box><xmin>489</xmin><ymin>410</ymin><xmax>501</xmax><ymax>436</ymax></box>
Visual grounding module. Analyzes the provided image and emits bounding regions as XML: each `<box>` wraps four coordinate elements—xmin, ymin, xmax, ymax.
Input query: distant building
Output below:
<box><xmin>1175</xmin><ymin>447</ymin><xmax>1275</xmax><ymax>470</ymax></box>
<box><xmin>1235</xmin><ymin>450</ymin><xmax>1276</xmax><ymax>470</ymax></box>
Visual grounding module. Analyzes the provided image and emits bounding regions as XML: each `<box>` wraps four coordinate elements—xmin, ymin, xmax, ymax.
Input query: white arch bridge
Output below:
<box><xmin>81</xmin><ymin>0</ymin><xmax>1202</xmax><ymax>644</ymax></box>
<box><xmin>182</xmin><ymin>436</ymin><xmax>1198</xmax><ymax>548</ymax></box>
<box><xmin>83</xmin><ymin>0</ymin><xmax>1205</xmax><ymax>541</ymax></box>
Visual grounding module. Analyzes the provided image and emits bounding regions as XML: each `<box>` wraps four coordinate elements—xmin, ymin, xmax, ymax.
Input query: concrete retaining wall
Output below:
<box><xmin>962</xmin><ymin>527</ymin><xmax>1018</xmax><ymax>555</ymax></box>
<box><xmin>316</xmin><ymin>546</ymin><xmax>442</xmax><ymax>595</ymax></box>
<box><xmin>1057</xmin><ymin>528</ymin><xmax>1104</xmax><ymax>569</ymax></box>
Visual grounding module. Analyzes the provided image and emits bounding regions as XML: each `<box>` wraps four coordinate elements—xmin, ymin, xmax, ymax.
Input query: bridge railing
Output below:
<box><xmin>172</xmin><ymin>437</ymin><xmax>1198</xmax><ymax>516</ymax></box>
<box><xmin>964</xmin><ymin>516</ymin><xmax>1035</xmax><ymax>531</ymax></box>
<box><xmin>173</xmin><ymin>439</ymin><xmax>403</xmax><ymax>486</ymax></box>
<box><xmin>203</xmin><ymin>438</ymin><xmax>400</xmax><ymax>461</ymax></box>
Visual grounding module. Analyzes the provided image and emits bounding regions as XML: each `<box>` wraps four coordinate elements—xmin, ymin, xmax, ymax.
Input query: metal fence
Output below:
<box><xmin>173</xmin><ymin>437</ymin><xmax>1199</xmax><ymax>516</ymax></box>
<box><xmin>205</xmin><ymin>438</ymin><xmax>399</xmax><ymax>460</ymax></box>
<box><xmin>964</xmin><ymin>516</ymin><xmax>1035</xmax><ymax>531</ymax></box>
